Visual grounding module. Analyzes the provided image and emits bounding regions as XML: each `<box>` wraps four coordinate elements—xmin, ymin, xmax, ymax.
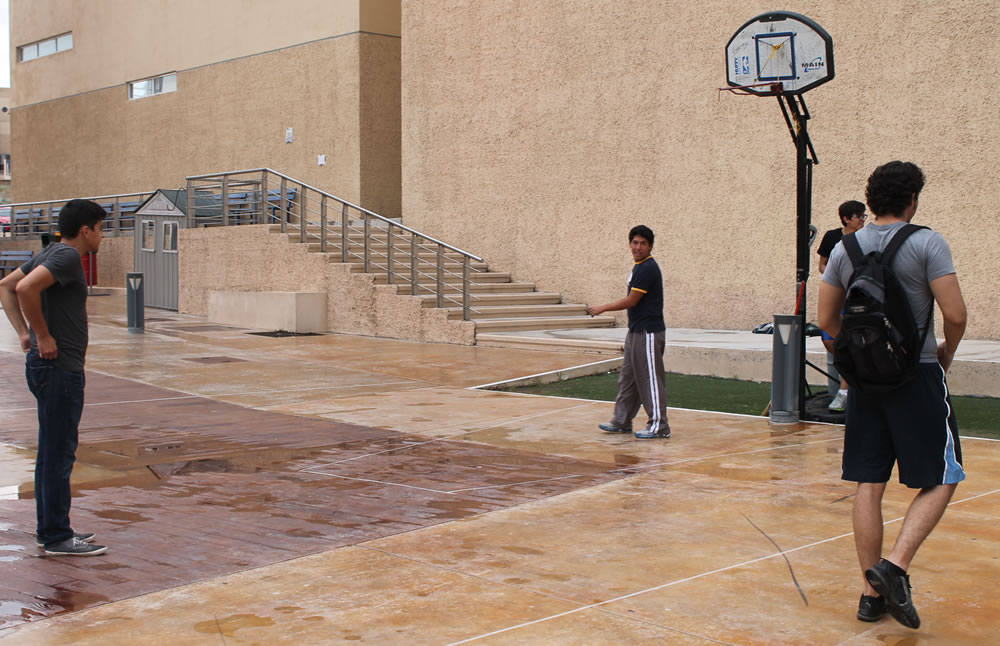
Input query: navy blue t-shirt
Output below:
<box><xmin>627</xmin><ymin>257</ymin><xmax>665</xmax><ymax>333</ymax></box>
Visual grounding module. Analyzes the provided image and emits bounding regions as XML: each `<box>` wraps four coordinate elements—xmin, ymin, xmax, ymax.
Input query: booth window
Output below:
<box><xmin>141</xmin><ymin>221</ymin><xmax>155</xmax><ymax>251</ymax></box>
<box><xmin>162</xmin><ymin>222</ymin><xmax>178</xmax><ymax>253</ymax></box>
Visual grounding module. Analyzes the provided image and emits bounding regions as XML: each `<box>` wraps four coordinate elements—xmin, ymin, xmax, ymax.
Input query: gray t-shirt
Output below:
<box><xmin>822</xmin><ymin>221</ymin><xmax>955</xmax><ymax>363</ymax></box>
<box><xmin>20</xmin><ymin>243</ymin><xmax>89</xmax><ymax>372</ymax></box>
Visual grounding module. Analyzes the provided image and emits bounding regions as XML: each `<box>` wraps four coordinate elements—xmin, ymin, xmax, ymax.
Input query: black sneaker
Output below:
<box><xmin>43</xmin><ymin>536</ymin><xmax>108</xmax><ymax>557</ymax></box>
<box><xmin>865</xmin><ymin>559</ymin><xmax>920</xmax><ymax>629</ymax></box>
<box><xmin>598</xmin><ymin>423</ymin><xmax>632</xmax><ymax>434</ymax></box>
<box><xmin>36</xmin><ymin>531</ymin><xmax>96</xmax><ymax>548</ymax></box>
<box><xmin>857</xmin><ymin>594</ymin><xmax>887</xmax><ymax>622</ymax></box>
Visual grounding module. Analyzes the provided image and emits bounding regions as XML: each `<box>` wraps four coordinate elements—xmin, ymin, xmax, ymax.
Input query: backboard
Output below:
<box><xmin>725</xmin><ymin>11</ymin><xmax>834</xmax><ymax>96</ymax></box>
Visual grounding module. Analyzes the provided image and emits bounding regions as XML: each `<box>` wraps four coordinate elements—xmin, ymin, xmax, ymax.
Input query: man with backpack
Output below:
<box><xmin>818</xmin><ymin>161</ymin><xmax>967</xmax><ymax>630</ymax></box>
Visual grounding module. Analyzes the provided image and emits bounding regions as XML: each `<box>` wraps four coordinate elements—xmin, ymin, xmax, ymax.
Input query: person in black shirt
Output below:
<box><xmin>0</xmin><ymin>199</ymin><xmax>109</xmax><ymax>557</ymax></box>
<box><xmin>818</xmin><ymin>200</ymin><xmax>866</xmax><ymax>411</ymax></box>
<box><xmin>588</xmin><ymin>225</ymin><xmax>669</xmax><ymax>439</ymax></box>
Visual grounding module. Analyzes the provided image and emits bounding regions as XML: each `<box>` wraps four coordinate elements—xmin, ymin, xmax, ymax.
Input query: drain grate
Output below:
<box><xmin>182</xmin><ymin>356</ymin><xmax>248</xmax><ymax>364</ymax></box>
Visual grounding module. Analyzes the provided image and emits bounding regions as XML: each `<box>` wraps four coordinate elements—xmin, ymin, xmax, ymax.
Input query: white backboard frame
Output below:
<box><xmin>725</xmin><ymin>12</ymin><xmax>834</xmax><ymax>95</ymax></box>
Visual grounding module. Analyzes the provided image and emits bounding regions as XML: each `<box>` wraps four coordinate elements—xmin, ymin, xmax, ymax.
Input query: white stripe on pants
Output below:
<box><xmin>611</xmin><ymin>330</ymin><xmax>669</xmax><ymax>433</ymax></box>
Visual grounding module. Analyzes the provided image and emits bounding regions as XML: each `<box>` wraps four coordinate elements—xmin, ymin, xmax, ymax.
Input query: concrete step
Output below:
<box><xmin>420</xmin><ymin>292</ymin><xmax>561</xmax><ymax>308</ymax></box>
<box><xmin>449</xmin><ymin>304</ymin><xmax>587</xmax><ymax>320</ymax></box>
<box><xmin>394</xmin><ymin>282</ymin><xmax>537</xmax><ymax>295</ymax></box>
<box><xmin>334</xmin><ymin>259</ymin><xmax>488</xmax><ymax>272</ymax></box>
<box><xmin>475</xmin><ymin>333</ymin><xmax>625</xmax><ymax>355</ymax></box>
<box><xmin>371</xmin><ymin>271</ymin><xmax>511</xmax><ymax>285</ymax></box>
<box><xmin>473</xmin><ymin>316</ymin><xmax>616</xmax><ymax>333</ymax></box>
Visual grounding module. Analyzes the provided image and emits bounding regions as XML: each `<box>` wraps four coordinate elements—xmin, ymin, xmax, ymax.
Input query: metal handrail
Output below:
<box><xmin>5</xmin><ymin>190</ymin><xmax>159</xmax><ymax>239</ymax></box>
<box><xmin>186</xmin><ymin>168</ymin><xmax>487</xmax><ymax>320</ymax></box>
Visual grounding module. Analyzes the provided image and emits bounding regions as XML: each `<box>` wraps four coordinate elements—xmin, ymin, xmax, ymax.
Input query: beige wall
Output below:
<box><xmin>10</xmin><ymin>0</ymin><xmax>400</xmax><ymax>107</ymax></box>
<box><xmin>10</xmin><ymin>1</ymin><xmax>401</xmax><ymax>219</ymax></box>
<box><xmin>10</xmin><ymin>33</ymin><xmax>401</xmax><ymax>218</ymax></box>
<box><xmin>177</xmin><ymin>225</ymin><xmax>473</xmax><ymax>343</ymax></box>
<box><xmin>401</xmin><ymin>1</ymin><xmax>1000</xmax><ymax>340</ymax></box>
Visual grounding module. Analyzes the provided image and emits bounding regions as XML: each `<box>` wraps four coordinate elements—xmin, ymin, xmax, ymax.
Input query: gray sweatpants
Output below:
<box><xmin>610</xmin><ymin>330</ymin><xmax>669</xmax><ymax>433</ymax></box>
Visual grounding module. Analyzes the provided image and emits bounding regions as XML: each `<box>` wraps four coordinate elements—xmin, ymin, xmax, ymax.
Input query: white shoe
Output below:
<box><xmin>828</xmin><ymin>391</ymin><xmax>848</xmax><ymax>412</ymax></box>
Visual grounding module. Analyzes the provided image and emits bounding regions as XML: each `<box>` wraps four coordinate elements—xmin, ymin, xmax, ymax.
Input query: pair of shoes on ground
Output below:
<box><xmin>828</xmin><ymin>391</ymin><xmax>848</xmax><ymax>412</ymax></box>
<box><xmin>598</xmin><ymin>423</ymin><xmax>670</xmax><ymax>439</ymax></box>
<box><xmin>38</xmin><ymin>532</ymin><xmax>108</xmax><ymax>557</ymax></box>
<box><xmin>863</xmin><ymin>558</ymin><xmax>920</xmax><ymax>629</ymax></box>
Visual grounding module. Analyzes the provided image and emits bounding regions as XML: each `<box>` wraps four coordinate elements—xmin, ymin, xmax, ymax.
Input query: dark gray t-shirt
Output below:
<box><xmin>822</xmin><ymin>222</ymin><xmax>955</xmax><ymax>363</ymax></box>
<box><xmin>20</xmin><ymin>243</ymin><xmax>89</xmax><ymax>372</ymax></box>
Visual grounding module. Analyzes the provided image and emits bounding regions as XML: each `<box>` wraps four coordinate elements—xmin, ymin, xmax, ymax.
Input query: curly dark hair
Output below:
<box><xmin>865</xmin><ymin>161</ymin><xmax>925</xmax><ymax>217</ymax></box>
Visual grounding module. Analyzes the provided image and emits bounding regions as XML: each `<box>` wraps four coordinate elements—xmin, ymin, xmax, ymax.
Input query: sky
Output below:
<box><xmin>0</xmin><ymin>0</ymin><xmax>8</xmax><ymax>87</ymax></box>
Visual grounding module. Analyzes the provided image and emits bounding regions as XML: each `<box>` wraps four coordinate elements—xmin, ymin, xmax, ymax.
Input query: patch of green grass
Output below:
<box><xmin>512</xmin><ymin>371</ymin><xmax>1000</xmax><ymax>439</ymax></box>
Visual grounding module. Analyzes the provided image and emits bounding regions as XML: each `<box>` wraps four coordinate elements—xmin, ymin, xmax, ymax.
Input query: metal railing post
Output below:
<box><xmin>436</xmin><ymin>244</ymin><xmax>445</xmax><ymax>308</ymax></box>
<box><xmin>410</xmin><ymin>234</ymin><xmax>419</xmax><ymax>295</ymax></box>
<box><xmin>363</xmin><ymin>213</ymin><xmax>371</xmax><ymax>273</ymax></box>
<box><xmin>462</xmin><ymin>256</ymin><xmax>471</xmax><ymax>320</ymax></box>
<box><xmin>27</xmin><ymin>203</ymin><xmax>35</xmax><ymax>236</ymax></box>
<box><xmin>221</xmin><ymin>174</ymin><xmax>230</xmax><ymax>227</ymax></box>
<box><xmin>259</xmin><ymin>169</ymin><xmax>269</xmax><ymax>224</ymax></box>
<box><xmin>341</xmin><ymin>202</ymin><xmax>349</xmax><ymax>263</ymax></box>
<box><xmin>113</xmin><ymin>197</ymin><xmax>121</xmax><ymax>236</ymax></box>
<box><xmin>320</xmin><ymin>194</ymin><xmax>328</xmax><ymax>252</ymax></box>
<box><xmin>279</xmin><ymin>176</ymin><xmax>288</xmax><ymax>233</ymax></box>
<box><xmin>186</xmin><ymin>179</ymin><xmax>195</xmax><ymax>227</ymax></box>
<box><xmin>386</xmin><ymin>223</ymin><xmax>394</xmax><ymax>284</ymax></box>
<box><xmin>299</xmin><ymin>186</ymin><xmax>308</xmax><ymax>243</ymax></box>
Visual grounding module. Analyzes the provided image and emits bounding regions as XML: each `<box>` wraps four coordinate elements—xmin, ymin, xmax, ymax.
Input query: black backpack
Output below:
<box><xmin>833</xmin><ymin>224</ymin><xmax>933</xmax><ymax>394</ymax></box>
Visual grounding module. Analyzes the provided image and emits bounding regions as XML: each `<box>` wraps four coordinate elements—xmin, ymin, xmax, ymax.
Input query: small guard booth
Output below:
<box><xmin>133</xmin><ymin>189</ymin><xmax>187</xmax><ymax>310</ymax></box>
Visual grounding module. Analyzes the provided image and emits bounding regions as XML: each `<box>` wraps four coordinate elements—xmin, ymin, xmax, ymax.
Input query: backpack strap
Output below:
<box><xmin>841</xmin><ymin>232</ymin><xmax>865</xmax><ymax>269</ymax></box>
<box><xmin>881</xmin><ymin>224</ymin><xmax>935</xmax><ymax>352</ymax></box>
<box><xmin>880</xmin><ymin>224</ymin><xmax>928</xmax><ymax>264</ymax></box>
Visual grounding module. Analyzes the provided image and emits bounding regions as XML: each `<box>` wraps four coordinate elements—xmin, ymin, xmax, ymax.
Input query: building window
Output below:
<box><xmin>141</xmin><ymin>221</ymin><xmax>155</xmax><ymax>251</ymax></box>
<box><xmin>0</xmin><ymin>155</ymin><xmax>10</xmax><ymax>179</ymax></box>
<box><xmin>19</xmin><ymin>33</ymin><xmax>73</xmax><ymax>62</ymax></box>
<box><xmin>162</xmin><ymin>222</ymin><xmax>178</xmax><ymax>252</ymax></box>
<box><xmin>129</xmin><ymin>73</ymin><xmax>177</xmax><ymax>100</ymax></box>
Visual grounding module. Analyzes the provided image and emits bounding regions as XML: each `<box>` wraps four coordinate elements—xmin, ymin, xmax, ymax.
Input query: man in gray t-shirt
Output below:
<box><xmin>0</xmin><ymin>199</ymin><xmax>109</xmax><ymax>557</ymax></box>
<box><xmin>818</xmin><ymin>162</ymin><xmax>968</xmax><ymax>629</ymax></box>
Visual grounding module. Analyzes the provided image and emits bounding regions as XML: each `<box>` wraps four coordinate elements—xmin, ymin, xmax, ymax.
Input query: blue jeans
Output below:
<box><xmin>25</xmin><ymin>351</ymin><xmax>86</xmax><ymax>546</ymax></box>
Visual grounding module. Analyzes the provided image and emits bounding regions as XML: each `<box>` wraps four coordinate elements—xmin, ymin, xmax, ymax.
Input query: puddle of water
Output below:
<box><xmin>194</xmin><ymin>614</ymin><xmax>276</xmax><ymax>636</ymax></box>
<box><xmin>94</xmin><ymin>509</ymin><xmax>151</xmax><ymax>524</ymax></box>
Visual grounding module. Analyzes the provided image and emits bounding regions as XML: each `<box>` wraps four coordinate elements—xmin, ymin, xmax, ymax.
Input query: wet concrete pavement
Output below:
<box><xmin>1</xmin><ymin>293</ymin><xmax>998</xmax><ymax>644</ymax></box>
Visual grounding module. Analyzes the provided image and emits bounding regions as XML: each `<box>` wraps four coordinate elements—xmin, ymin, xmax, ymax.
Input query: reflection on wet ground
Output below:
<box><xmin>0</xmin><ymin>354</ymin><xmax>622</xmax><ymax>629</ymax></box>
<box><xmin>1</xmin><ymin>296</ymin><xmax>998</xmax><ymax>644</ymax></box>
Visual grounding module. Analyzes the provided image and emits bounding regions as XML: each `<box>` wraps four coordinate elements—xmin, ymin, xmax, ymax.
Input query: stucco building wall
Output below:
<box><xmin>10</xmin><ymin>1</ymin><xmax>401</xmax><ymax>219</ymax></box>
<box><xmin>401</xmin><ymin>1</ymin><xmax>1000</xmax><ymax>339</ymax></box>
<box><xmin>177</xmin><ymin>225</ymin><xmax>473</xmax><ymax>344</ymax></box>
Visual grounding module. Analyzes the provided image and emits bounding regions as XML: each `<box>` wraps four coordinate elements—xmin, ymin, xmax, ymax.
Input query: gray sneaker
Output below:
<box><xmin>634</xmin><ymin>426</ymin><xmax>670</xmax><ymax>439</ymax></box>
<box><xmin>43</xmin><ymin>536</ymin><xmax>108</xmax><ymax>557</ymax></box>
<box><xmin>598</xmin><ymin>423</ymin><xmax>632</xmax><ymax>434</ymax></box>
<box><xmin>37</xmin><ymin>531</ymin><xmax>96</xmax><ymax>548</ymax></box>
<box><xmin>828</xmin><ymin>391</ymin><xmax>848</xmax><ymax>412</ymax></box>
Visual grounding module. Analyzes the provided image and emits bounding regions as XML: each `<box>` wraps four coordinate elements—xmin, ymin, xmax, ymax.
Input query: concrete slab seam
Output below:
<box><xmin>441</xmin><ymin>487</ymin><xmax>1000</xmax><ymax>645</ymax></box>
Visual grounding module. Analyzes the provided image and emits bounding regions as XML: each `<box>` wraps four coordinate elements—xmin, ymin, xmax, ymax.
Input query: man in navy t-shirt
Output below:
<box><xmin>588</xmin><ymin>225</ymin><xmax>669</xmax><ymax>439</ymax></box>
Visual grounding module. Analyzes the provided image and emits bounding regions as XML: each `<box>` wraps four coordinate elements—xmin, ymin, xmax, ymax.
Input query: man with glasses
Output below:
<box><xmin>818</xmin><ymin>200</ymin><xmax>867</xmax><ymax>411</ymax></box>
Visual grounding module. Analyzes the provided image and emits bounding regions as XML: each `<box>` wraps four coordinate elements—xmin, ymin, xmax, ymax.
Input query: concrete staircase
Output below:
<box><xmin>269</xmin><ymin>224</ymin><xmax>617</xmax><ymax>338</ymax></box>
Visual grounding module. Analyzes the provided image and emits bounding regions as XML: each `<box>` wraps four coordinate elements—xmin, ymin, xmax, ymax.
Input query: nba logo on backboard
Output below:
<box><xmin>741</xmin><ymin>56</ymin><xmax>750</xmax><ymax>75</ymax></box>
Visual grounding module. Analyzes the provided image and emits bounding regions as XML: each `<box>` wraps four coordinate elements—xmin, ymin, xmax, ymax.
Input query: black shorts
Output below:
<box><xmin>842</xmin><ymin>363</ymin><xmax>966</xmax><ymax>489</ymax></box>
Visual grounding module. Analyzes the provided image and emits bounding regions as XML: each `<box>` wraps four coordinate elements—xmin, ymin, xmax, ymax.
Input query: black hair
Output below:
<box><xmin>628</xmin><ymin>224</ymin><xmax>654</xmax><ymax>247</ymax></box>
<box><xmin>837</xmin><ymin>200</ymin><xmax>865</xmax><ymax>225</ymax></box>
<box><xmin>59</xmin><ymin>199</ymin><xmax>107</xmax><ymax>238</ymax></box>
<box><xmin>865</xmin><ymin>161</ymin><xmax>925</xmax><ymax>217</ymax></box>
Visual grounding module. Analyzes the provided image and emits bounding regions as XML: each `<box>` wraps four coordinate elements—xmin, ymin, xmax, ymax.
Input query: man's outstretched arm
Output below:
<box><xmin>588</xmin><ymin>289</ymin><xmax>643</xmax><ymax>317</ymax></box>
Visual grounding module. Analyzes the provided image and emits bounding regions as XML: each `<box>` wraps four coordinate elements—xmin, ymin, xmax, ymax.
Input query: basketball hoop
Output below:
<box><xmin>723</xmin><ymin>11</ymin><xmax>835</xmax><ymax>422</ymax></box>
